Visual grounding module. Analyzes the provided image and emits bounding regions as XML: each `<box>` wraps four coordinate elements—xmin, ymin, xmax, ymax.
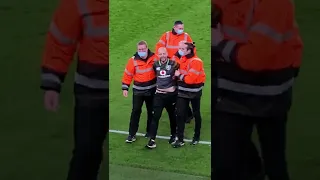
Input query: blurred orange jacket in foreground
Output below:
<box><xmin>213</xmin><ymin>0</ymin><xmax>303</xmax><ymax>115</ymax></box>
<box><xmin>41</xmin><ymin>0</ymin><xmax>108</xmax><ymax>93</ymax></box>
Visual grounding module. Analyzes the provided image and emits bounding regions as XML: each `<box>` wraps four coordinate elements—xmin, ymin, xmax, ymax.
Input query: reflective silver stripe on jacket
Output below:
<box><xmin>189</xmin><ymin>68</ymin><xmax>203</xmax><ymax>75</ymax></box>
<box><xmin>41</xmin><ymin>73</ymin><xmax>62</xmax><ymax>84</ymax></box>
<box><xmin>158</xmin><ymin>39</ymin><xmax>165</xmax><ymax>45</ymax></box>
<box><xmin>124</xmin><ymin>68</ymin><xmax>133</xmax><ymax>76</ymax></box>
<box><xmin>221</xmin><ymin>40</ymin><xmax>237</xmax><ymax>62</ymax></box>
<box><xmin>77</xmin><ymin>0</ymin><xmax>109</xmax><ymax>37</ymax></box>
<box><xmin>49</xmin><ymin>22</ymin><xmax>77</xmax><ymax>44</ymax></box>
<box><xmin>250</xmin><ymin>23</ymin><xmax>294</xmax><ymax>43</ymax></box>
<box><xmin>178</xmin><ymin>86</ymin><xmax>203</xmax><ymax>92</ymax></box>
<box><xmin>218</xmin><ymin>78</ymin><xmax>294</xmax><ymax>96</ymax></box>
<box><xmin>75</xmin><ymin>72</ymin><xmax>108</xmax><ymax>89</ymax></box>
<box><xmin>133</xmin><ymin>59</ymin><xmax>154</xmax><ymax>74</ymax></box>
<box><xmin>133</xmin><ymin>84</ymin><xmax>156</xmax><ymax>90</ymax></box>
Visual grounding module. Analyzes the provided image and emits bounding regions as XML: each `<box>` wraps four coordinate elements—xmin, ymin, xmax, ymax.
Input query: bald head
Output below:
<box><xmin>158</xmin><ymin>47</ymin><xmax>168</xmax><ymax>62</ymax></box>
<box><xmin>158</xmin><ymin>47</ymin><xmax>167</xmax><ymax>54</ymax></box>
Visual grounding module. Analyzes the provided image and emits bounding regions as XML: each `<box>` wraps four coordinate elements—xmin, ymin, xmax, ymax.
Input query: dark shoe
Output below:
<box><xmin>168</xmin><ymin>135</ymin><xmax>176</xmax><ymax>144</ymax></box>
<box><xmin>145</xmin><ymin>139</ymin><xmax>156</xmax><ymax>149</ymax></box>
<box><xmin>172</xmin><ymin>140</ymin><xmax>185</xmax><ymax>148</ymax></box>
<box><xmin>125</xmin><ymin>135</ymin><xmax>136</xmax><ymax>143</ymax></box>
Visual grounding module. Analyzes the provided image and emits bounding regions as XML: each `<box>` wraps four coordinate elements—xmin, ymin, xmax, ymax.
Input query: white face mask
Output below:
<box><xmin>178</xmin><ymin>50</ymin><xmax>184</xmax><ymax>56</ymax></box>
<box><xmin>176</xmin><ymin>29</ymin><xmax>184</xmax><ymax>34</ymax></box>
<box><xmin>138</xmin><ymin>51</ymin><xmax>147</xmax><ymax>57</ymax></box>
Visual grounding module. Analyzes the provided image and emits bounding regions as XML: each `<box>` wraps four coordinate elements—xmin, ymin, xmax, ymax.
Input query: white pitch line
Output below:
<box><xmin>109</xmin><ymin>129</ymin><xmax>211</xmax><ymax>145</ymax></box>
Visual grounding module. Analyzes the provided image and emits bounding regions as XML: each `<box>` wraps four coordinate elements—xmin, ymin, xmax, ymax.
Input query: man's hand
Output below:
<box><xmin>123</xmin><ymin>90</ymin><xmax>128</xmax><ymax>97</ymax></box>
<box><xmin>44</xmin><ymin>90</ymin><xmax>59</xmax><ymax>112</ymax></box>
<box><xmin>175</xmin><ymin>70</ymin><xmax>180</xmax><ymax>76</ymax></box>
<box><xmin>212</xmin><ymin>23</ymin><xmax>223</xmax><ymax>46</ymax></box>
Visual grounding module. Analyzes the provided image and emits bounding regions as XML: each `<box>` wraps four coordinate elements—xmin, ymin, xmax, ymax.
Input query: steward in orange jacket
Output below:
<box><xmin>155</xmin><ymin>21</ymin><xmax>196</xmax><ymax>58</ymax></box>
<box><xmin>172</xmin><ymin>42</ymin><xmax>206</xmax><ymax>148</ymax></box>
<box><xmin>211</xmin><ymin>0</ymin><xmax>303</xmax><ymax>179</ymax></box>
<box><xmin>40</xmin><ymin>0</ymin><xmax>108</xmax><ymax>179</ymax></box>
<box><xmin>172</xmin><ymin>41</ymin><xmax>201</xmax><ymax>124</ymax></box>
<box><xmin>122</xmin><ymin>40</ymin><xmax>157</xmax><ymax>142</ymax></box>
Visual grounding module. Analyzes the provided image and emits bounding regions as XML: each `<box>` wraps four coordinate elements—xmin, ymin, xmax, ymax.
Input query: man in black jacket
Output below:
<box><xmin>146</xmin><ymin>47</ymin><xmax>179</xmax><ymax>149</ymax></box>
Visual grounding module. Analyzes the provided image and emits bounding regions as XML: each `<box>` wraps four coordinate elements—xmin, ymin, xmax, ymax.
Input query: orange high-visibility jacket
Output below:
<box><xmin>176</xmin><ymin>54</ymin><xmax>205</xmax><ymax>97</ymax></box>
<box><xmin>214</xmin><ymin>0</ymin><xmax>303</xmax><ymax>96</ymax></box>
<box><xmin>122</xmin><ymin>50</ymin><xmax>157</xmax><ymax>94</ymax></box>
<box><xmin>155</xmin><ymin>30</ymin><xmax>196</xmax><ymax>58</ymax></box>
<box><xmin>41</xmin><ymin>0</ymin><xmax>108</xmax><ymax>93</ymax></box>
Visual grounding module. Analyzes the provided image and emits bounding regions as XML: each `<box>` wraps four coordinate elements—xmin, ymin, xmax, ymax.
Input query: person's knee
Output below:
<box><xmin>73</xmin><ymin>141</ymin><xmax>103</xmax><ymax>160</ymax></box>
<box><xmin>168</xmin><ymin>112</ymin><xmax>176</xmax><ymax>120</ymax></box>
<box><xmin>176</xmin><ymin>108</ymin><xmax>184</xmax><ymax>118</ymax></box>
<box><xmin>153</xmin><ymin>106</ymin><xmax>163</xmax><ymax>114</ymax></box>
<box><xmin>132</xmin><ymin>107</ymin><xmax>142</xmax><ymax>114</ymax></box>
<box><xmin>263</xmin><ymin>154</ymin><xmax>287</xmax><ymax>169</ymax></box>
<box><xmin>192</xmin><ymin>109</ymin><xmax>201</xmax><ymax>118</ymax></box>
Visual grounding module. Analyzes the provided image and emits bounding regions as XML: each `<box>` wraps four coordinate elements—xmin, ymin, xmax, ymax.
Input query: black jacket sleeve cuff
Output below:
<box><xmin>122</xmin><ymin>83</ymin><xmax>130</xmax><ymax>90</ymax></box>
<box><xmin>214</xmin><ymin>39</ymin><xmax>239</xmax><ymax>64</ymax></box>
<box><xmin>40</xmin><ymin>67</ymin><xmax>65</xmax><ymax>93</ymax></box>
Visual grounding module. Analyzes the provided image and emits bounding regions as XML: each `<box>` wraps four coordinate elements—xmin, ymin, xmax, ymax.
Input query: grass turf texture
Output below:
<box><xmin>109</xmin><ymin>0</ymin><xmax>211</xmax><ymax>179</ymax></box>
<box><xmin>0</xmin><ymin>0</ymin><xmax>318</xmax><ymax>179</ymax></box>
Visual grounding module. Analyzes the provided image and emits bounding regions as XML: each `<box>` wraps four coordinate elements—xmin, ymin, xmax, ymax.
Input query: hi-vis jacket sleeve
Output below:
<box><xmin>216</xmin><ymin>0</ymin><xmax>303</xmax><ymax>71</ymax></box>
<box><xmin>179</xmin><ymin>60</ymin><xmax>204</xmax><ymax>84</ymax></box>
<box><xmin>122</xmin><ymin>58</ymin><xmax>135</xmax><ymax>90</ymax></box>
<box><xmin>40</xmin><ymin>0</ymin><xmax>81</xmax><ymax>92</ymax></box>
<box><xmin>155</xmin><ymin>33</ymin><xmax>167</xmax><ymax>54</ymax></box>
<box><xmin>171</xmin><ymin>54</ymin><xmax>180</xmax><ymax>61</ymax></box>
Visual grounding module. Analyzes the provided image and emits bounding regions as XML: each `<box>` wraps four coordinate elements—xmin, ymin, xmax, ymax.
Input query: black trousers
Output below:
<box><xmin>176</xmin><ymin>97</ymin><xmax>202</xmax><ymax>141</ymax></box>
<box><xmin>212</xmin><ymin>111</ymin><xmax>289</xmax><ymax>180</ymax></box>
<box><xmin>150</xmin><ymin>92</ymin><xmax>177</xmax><ymax>139</ymax></box>
<box><xmin>187</xmin><ymin>105</ymin><xmax>193</xmax><ymax>117</ymax></box>
<box><xmin>67</xmin><ymin>95</ymin><xmax>108</xmax><ymax>180</ymax></box>
<box><xmin>246</xmin><ymin>140</ymin><xmax>263</xmax><ymax>178</ymax></box>
<box><xmin>128</xmin><ymin>94</ymin><xmax>153</xmax><ymax>136</ymax></box>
